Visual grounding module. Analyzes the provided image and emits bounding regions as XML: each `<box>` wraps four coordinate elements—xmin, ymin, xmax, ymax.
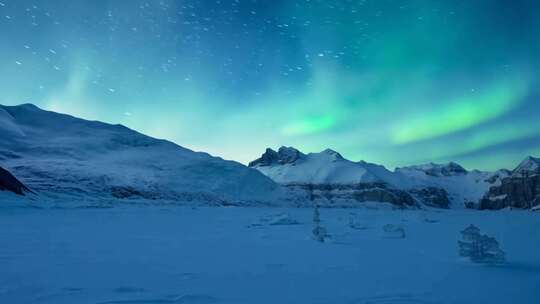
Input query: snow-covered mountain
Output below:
<box><xmin>0</xmin><ymin>104</ymin><xmax>287</xmax><ymax>206</ymax></box>
<box><xmin>2</xmin><ymin>104</ymin><xmax>536</xmax><ymax>210</ymax></box>
<box><xmin>396</xmin><ymin>162</ymin><xmax>467</xmax><ymax>177</ymax></box>
<box><xmin>250</xmin><ymin>147</ymin><xmax>417</xmax><ymax>208</ymax></box>
<box><xmin>249</xmin><ymin>147</ymin><xmax>400</xmax><ymax>185</ymax></box>
<box><xmin>511</xmin><ymin>156</ymin><xmax>540</xmax><ymax>177</ymax></box>
<box><xmin>395</xmin><ymin>164</ymin><xmax>509</xmax><ymax>208</ymax></box>
<box><xmin>250</xmin><ymin>147</ymin><xmax>511</xmax><ymax>208</ymax></box>
<box><xmin>481</xmin><ymin>156</ymin><xmax>540</xmax><ymax>210</ymax></box>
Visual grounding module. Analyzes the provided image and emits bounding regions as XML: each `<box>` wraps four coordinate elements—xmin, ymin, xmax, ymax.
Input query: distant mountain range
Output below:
<box><xmin>1</xmin><ymin>104</ymin><xmax>539</xmax><ymax>210</ymax></box>
<box><xmin>249</xmin><ymin>147</ymin><xmax>540</xmax><ymax>210</ymax></box>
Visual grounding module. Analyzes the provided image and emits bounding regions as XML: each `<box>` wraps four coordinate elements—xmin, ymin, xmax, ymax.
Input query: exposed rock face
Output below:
<box><xmin>484</xmin><ymin>169</ymin><xmax>512</xmax><ymax>184</ymax></box>
<box><xmin>512</xmin><ymin>156</ymin><xmax>540</xmax><ymax>177</ymax></box>
<box><xmin>250</xmin><ymin>147</ymin><xmax>419</xmax><ymax>208</ymax></box>
<box><xmin>351</xmin><ymin>186</ymin><xmax>415</xmax><ymax>207</ymax></box>
<box><xmin>479</xmin><ymin>156</ymin><xmax>540</xmax><ymax>210</ymax></box>
<box><xmin>397</xmin><ymin>163</ymin><xmax>512</xmax><ymax>208</ymax></box>
<box><xmin>249</xmin><ymin>146</ymin><xmax>305</xmax><ymax>167</ymax></box>
<box><xmin>289</xmin><ymin>182</ymin><xmax>417</xmax><ymax>208</ymax></box>
<box><xmin>250</xmin><ymin>147</ymin><xmax>488</xmax><ymax>208</ymax></box>
<box><xmin>439</xmin><ymin>162</ymin><xmax>468</xmax><ymax>176</ymax></box>
<box><xmin>0</xmin><ymin>166</ymin><xmax>31</xmax><ymax>195</ymax></box>
<box><xmin>409</xmin><ymin>187</ymin><xmax>451</xmax><ymax>209</ymax></box>
<box><xmin>480</xmin><ymin>175</ymin><xmax>540</xmax><ymax>210</ymax></box>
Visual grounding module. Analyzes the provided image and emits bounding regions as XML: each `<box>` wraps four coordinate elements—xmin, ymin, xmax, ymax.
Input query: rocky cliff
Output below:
<box><xmin>480</xmin><ymin>157</ymin><xmax>540</xmax><ymax>210</ymax></box>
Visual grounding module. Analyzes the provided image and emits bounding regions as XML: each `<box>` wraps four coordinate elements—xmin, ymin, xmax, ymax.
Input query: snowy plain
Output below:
<box><xmin>1</xmin><ymin>203</ymin><xmax>539</xmax><ymax>304</ymax></box>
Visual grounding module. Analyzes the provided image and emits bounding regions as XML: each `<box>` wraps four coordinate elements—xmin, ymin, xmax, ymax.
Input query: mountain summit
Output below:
<box><xmin>480</xmin><ymin>156</ymin><xmax>540</xmax><ymax>209</ymax></box>
<box><xmin>248</xmin><ymin>146</ymin><xmax>305</xmax><ymax>167</ymax></box>
<box><xmin>512</xmin><ymin>156</ymin><xmax>540</xmax><ymax>177</ymax></box>
<box><xmin>250</xmin><ymin>147</ymin><xmax>396</xmax><ymax>185</ymax></box>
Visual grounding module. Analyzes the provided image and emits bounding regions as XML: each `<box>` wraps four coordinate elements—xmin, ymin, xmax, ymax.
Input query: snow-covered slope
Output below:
<box><xmin>2</xmin><ymin>207</ymin><xmax>539</xmax><ymax>304</ymax></box>
<box><xmin>0</xmin><ymin>104</ymin><xmax>287</xmax><ymax>206</ymax></box>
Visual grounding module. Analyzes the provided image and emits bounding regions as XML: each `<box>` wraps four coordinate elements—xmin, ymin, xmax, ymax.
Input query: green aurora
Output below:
<box><xmin>0</xmin><ymin>0</ymin><xmax>539</xmax><ymax>170</ymax></box>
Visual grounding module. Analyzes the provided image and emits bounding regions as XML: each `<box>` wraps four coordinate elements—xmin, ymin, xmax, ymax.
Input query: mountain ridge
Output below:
<box><xmin>250</xmin><ymin>146</ymin><xmax>538</xmax><ymax>209</ymax></box>
<box><xmin>2</xmin><ymin>103</ymin><xmax>538</xmax><ymax>210</ymax></box>
<box><xmin>0</xmin><ymin>103</ymin><xmax>289</xmax><ymax>206</ymax></box>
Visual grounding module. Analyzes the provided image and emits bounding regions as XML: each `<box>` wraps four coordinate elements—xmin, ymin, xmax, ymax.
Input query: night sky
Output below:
<box><xmin>1</xmin><ymin>0</ymin><xmax>539</xmax><ymax>170</ymax></box>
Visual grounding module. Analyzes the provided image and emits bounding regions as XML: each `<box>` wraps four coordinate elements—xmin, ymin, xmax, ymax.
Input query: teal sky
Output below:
<box><xmin>0</xmin><ymin>0</ymin><xmax>539</xmax><ymax>170</ymax></box>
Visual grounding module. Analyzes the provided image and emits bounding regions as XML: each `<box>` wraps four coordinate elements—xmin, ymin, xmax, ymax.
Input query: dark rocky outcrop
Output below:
<box><xmin>249</xmin><ymin>146</ymin><xmax>305</xmax><ymax>167</ymax></box>
<box><xmin>426</xmin><ymin>162</ymin><xmax>467</xmax><ymax>177</ymax></box>
<box><xmin>479</xmin><ymin>156</ymin><xmax>540</xmax><ymax>210</ymax></box>
<box><xmin>480</xmin><ymin>175</ymin><xmax>540</xmax><ymax>210</ymax></box>
<box><xmin>484</xmin><ymin>169</ymin><xmax>512</xmax><ymax>184</ymax></box>
<box><xmin>409</xmin><ymin>187</ymin><xmax>451</xmax><ymax>209</ymax></box>
<box><xmin>0</xmin><ymin>166</ymin><xmax>32</xmax><ymax>195</ymax></box>
<box><xmin>289</xmin><ymin>182</ymin><xmax>417</xmax><ymax>208</ymax></box>
<box><xmin>352</xmin><ymin>187</ymin><xmax>416</xmax><ymax>207</ymax></box>
<box><xmin>512</xmin><ymin>156</ymin><xmax>540</xmax><ymax>177</ymax></box>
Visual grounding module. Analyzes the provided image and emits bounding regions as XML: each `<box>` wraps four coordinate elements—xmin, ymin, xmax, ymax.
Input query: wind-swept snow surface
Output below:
<box><xmin>0</xmin><ymin>104</ymin><xmax>287</xmax><ymax>205</ymax></box>
<box><xmin>0</xmin><ymin>206</ymin><xmax>539</xmax><ymax>304</ymax></box>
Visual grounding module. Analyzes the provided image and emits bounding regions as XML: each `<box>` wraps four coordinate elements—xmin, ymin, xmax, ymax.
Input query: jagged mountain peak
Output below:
<box><xmin>319</xmin><ymin>148</ymin><xmax>344</xmax><ymax>160</ymax></box>
<box><xmin>277</xmin><ymin>146</ymin><xmax>305</xmax><ymax>162</ymax></box>
<box><xmin>249</xmin><ymin>146</ymin><xmax>305</xmax><ymax>167</ymax></box>
<box><xmin>512</xmin><ymin>156</ymin><xmax>540</xmax><ymax>176</ymax></box>
<box><xmin>250</xmin><ymin>146</ymin><xmax>398</xmax><ymax>185</ymax></box>
<box><xmin>250</xmin><ymin>146</ymin><xmax>349</xmax><ymax>168</ymax></box>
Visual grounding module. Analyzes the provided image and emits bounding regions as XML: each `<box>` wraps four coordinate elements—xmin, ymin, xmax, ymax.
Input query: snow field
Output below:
<box><xmin>0</xmin><ymin>206</ymin><xmax>539</xmax><ymax>304</ymax></box>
